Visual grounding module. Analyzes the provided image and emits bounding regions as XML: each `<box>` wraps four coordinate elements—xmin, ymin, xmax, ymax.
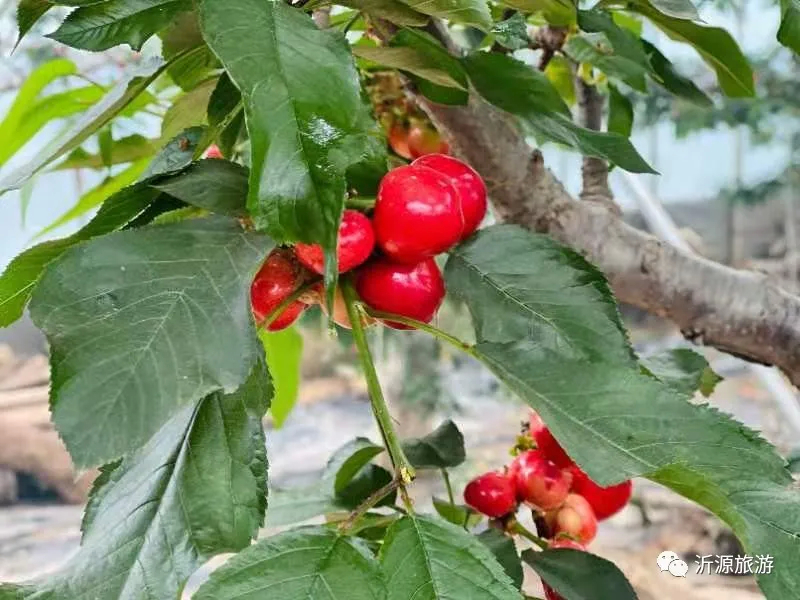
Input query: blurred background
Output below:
<box><xmin>0</xmin><ymin>0</ymin><xmax>798</xmax><ymax>598</ymax></box>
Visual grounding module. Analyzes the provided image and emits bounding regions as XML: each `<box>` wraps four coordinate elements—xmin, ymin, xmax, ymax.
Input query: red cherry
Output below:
<box><xmin>544</xmin><ymin>584</ymin><xmax>563</xmax><ymax>600</ymax></box>
<box><xmin>388</xmin><ymin>123</ymin><xmax>412</xmax><ymax>160</ymax></box>
<box><xmin>568</xmin><ymin>466</ymin><xmax>632</xmax><ymax>521</ymax></box>
<box><xmin>529</xmin><ymin>411</ymin><xmax>574</xmax><ymax>469</ymax></box>
<box><xmin>549</xmin><ymin>493</ymin><xmax>598</xmax><ymax>544</ymax></box>
<box><xmin>294</xmin><ymin>210</ymin><xmax>375</xmax><ymax>275</ymax></box>
<box><xmin>509</xmin><ymin>450</ymin><xmax>571</xmax><ymax>510</ymax></box>
<box><xmin>374</xmin><ymin>165</ymin><xmax>464</xmax><ymax>263</ymax></box>
<box><xmin>463</xmin><ymin>472</ymin><xmax>517</xmax><ymax>518</ymax></box>
<box><xmin>355</xmin><ymin>257</ymin><xmax>445</xmax><ymax>330</ymax></box>
<box><xmin>542</xmin><ymin>539</ymin><xmax>588</xmax><ymax>600</ymax></box>
<box><xmin>413</xmin><ymin>154</ymin><xmax>487</xmax><ymax>240</ymax></box>
<box><xmin>204</xmin><ymin>144</ymin><xmax>223</xmax><ymax>159</ymax></box>
<box><xmin>250</xmin><ymin>250</ymin><xmax>307</xmax><ymax>331</ymax></box>
<box><xmin>407</xmin><ymin>125</ymin><xmax>450</xmax><ymax>158</ymax></box>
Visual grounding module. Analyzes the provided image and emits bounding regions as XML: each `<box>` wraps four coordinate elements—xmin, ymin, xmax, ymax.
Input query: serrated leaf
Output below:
<box><xmin>778</xmin><ymin>0</ymin><xmax>800</xmax><ymax>54</ymax></box>
<box><xmin>641</xmin><ymin>39</ymin><xmax>712</xmax><ymax>106</ymax></box>
<box><xmin>194</xmin><ymin>527</ymin><xmax>387</xmax><ymax>600</ymax></box>
<box><xmin>401</xmin><ymin>419</ymin><xmax>466</xmax><ymax>469</ymax></box>
<box><xmin>339</xmin><ymin>0</ymin><xmax>429</xmax><ymax>25</ymax></box>
<box><xmin>29</xmin><ymin>217</ymin><xmax>272</xmax><ymax>467</ymax></box>
<box><xmin>632</xmin><ymin>2</ymin><xmax>754</xmax><ymax>97</ymax></box>
<box><xmin>161</xmin><ymin>77</ymin><xmax>217</xmax><ymax>141</ymax></box>
<box><xmin>55</xmin><ymin>135</ymin><xmax>157</xmax><ymax>170</ymax></box>
<box><xmin>432</xmin><ymin>497</ymin><xmax>482</xmax><ymax>528</ymax></box>
<box><xmin>445</xmin><ymin>225</ymin><xmax>800</xmax><ymax>599</ymax></box>
<box><xmin>15</xmin><ymin>0</ymin><xmax>51</xmax><ymax>49</ymax></box>
<box><xmin>151</xmin><ymin>159</ymin><xmax>248</xmax><ymax>217</ymax></box>
<box><xmin>492</xmin><ymin>13</ymin><xmax>529</xmax><ymax>50</ymax></box>
<box><xmin>564</xmin><ymin>34</ymin><xmax>647</xmax><ymax>91</ymax></box>
<box><xmin>396</xmin><ymin>0</ymin><xmax>491</xmax><ymax>29</ymax></box>
<box><xmin>258</xmin><ymin>326</ymin><xmax>303</xmax><ymax>427</ymax></box>
<box><xmin>522</xmin><ymin>548</ymin><xmax>637</xmax><ymax>599</ymax></box>
<box><xmin>478</xmin><ymin>530</ymin><xmax>524</xmax><ymax>590</ymax></box>
<box><xmin>49</xmin><ymin>0</ymin><xmax>193</xmax><ymax>52</ymax></box>
<box><xmin>380</xmin><ymin>515</ymin><xmax>523</xmax><ymax>600</ymax></box>
<box><xmin>498</xmin><ymin>0</ymin><xmax>575</xmax><ymax>25</ymax></box>
<box><xmin>0</xmin><ymin>59</ymin><xmax>168</xmax><ymax>195</ymax></box>
<box><xmin>8</xmin><ymin>362</ymin><xmax>271</xmax><ymax>600</ymax></box>
<box><xmin>608</xmin><ymin>84</ymin><xmax>633</xmax><ymax>137</ymax></box>
<box><xmin>642</xmin><ymin>348</ymin><xmax>721</xmax><ymax>397</ymax></box>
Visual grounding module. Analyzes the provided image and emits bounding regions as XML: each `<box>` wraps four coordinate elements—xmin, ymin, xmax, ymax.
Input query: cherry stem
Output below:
<box><xmin>510</xmin><ymin>521</ymin><xmax>550</xmax><ymax>550</ymax></box>
<box><xmin>342</xmin><ymin>282</ymin><xmax>416</xmax><ymax>496</ymax></box>
<box><xmin>257</xmin><ymin>279</ymin><xmax>318</xmax><ymax>332</ymax></box>
<box><xmin>363</xmin><ymin>309</ymin><xmax>479</xmax><ymax>358</ymax></box>
<box><xmin>441</xmin><ymin>469</ymin><xmax>455</xmax><ymax>506</ymax></box>
<box><xmin>346</xmin><ymin>196</ymin><xmax>376</xmax><ymax>211</ymax></box>
<box><xmin>339</xmin><ymin>478</ymin><xmax>400</xmax><ymax>532</ymax></box>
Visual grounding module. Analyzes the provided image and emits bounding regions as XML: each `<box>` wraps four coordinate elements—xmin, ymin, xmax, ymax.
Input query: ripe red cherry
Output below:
<box><xmin>549</xmin><ymin>493</ymin><xmax>598</xmax><ymax>544</ymax></box>
<box><xmin>204</xmin><ymin>144</ymin><xmax>223</xmax><ymax>159</ymax></box>
<box><xmin>355</xmin><ymin>257</ymin><xmax>445</xmax><ymax>329</ymax></box>
<box><xmin>529</xmin><ymin>411</ymin><xmax>574</xmax><ymax>469</ymax></box>
<box><xmin>509</xmin><ymin>450</ymin><xmax>571</xmax><ymax>510</ymax></box>
<box><xmin>463</xmin><ymin>472</ymin><xmax>517</xmax><ymax>518</ymax></box>
<box><xmin>388</xmin><ymin>123</ymin><xmax>412</xmax><ymax>160</ymax></box>
<box><xmin>542</xmin><ymin>539</ymin><xmax>588</xmax><ymax>600</ymax></box>
<box><xmin>374</xmin><ymin>165</ymin><xmax>464</xmax><ymax>263</ymax></box>
<box><xmin>294</xmin><ymin>210</ymin><xmax>375</xmax><ymax>275</ymax></box>
<box><xmin>568</xmin><ymin>466</ymin><xmax>632</xmax><ymax>521</ymax></box>
<box><xmin>413</xmin><ymin>154</ymin><xmax>487</xmax><ymax>240</ymax></box>
<box><xmin>250</xmin><ymin>250</ymin><xmax>307</xmax><ymax>331</ymax></box>
<box><xmin>407</xmin><ymin>125</ymin><xmax>450</xmax><ymax>158</ymax></box>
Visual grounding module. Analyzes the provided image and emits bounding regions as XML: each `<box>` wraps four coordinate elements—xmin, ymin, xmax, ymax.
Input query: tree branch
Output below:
<box><xmin>575</xmin><ymin>79</ymin><xmax>616</xmax><ymax>211</ymax></box>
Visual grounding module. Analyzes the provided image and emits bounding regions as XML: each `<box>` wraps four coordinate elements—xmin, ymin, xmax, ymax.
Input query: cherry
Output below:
<box><xmin>374</xmin><ymin>165</ymin><xmax>463</xmax><ymax>263</ymax></box>
<box><xmin>407</xmin><ymin>125</ymin><xmax>450</xmax><ymax>158</ymax></box>
<box><xmin>542</xmin><ymin>539</ymin><xmax>588</xmax><ymax>600</ymax></box>
<box><xmin>509</xmin><ymin>450</ymin><xmax>571</xmax><ymax>510</ymax></box>
<box><xmin>529</xmin><ymin>411</ymin><xmax>574</xmax><ymax>469</ymax></box>
<box><xmin>204</xmin><ymin>144</ymin><xmax>223</xmax><ymax>159</ymax></box>
<box><xmin>355</xmin><ymin>257</ymin><xmax>445</xmax><ymax>329</ymax></box>
<box><xmin>549</xmin><ymin>493</ymin><xmax>598</xmax><ymax>544</ymax></box>
<box><xmin>568</xmin><ymin>466</ymin><xmax>632</xmax><ymax>521</ymax></box>
<box><xmin>294</xmin><ymin>210</ymin><xmax>375</xmax><ymax>275</ymax></box>
<box><xmin>250</xmin><ymin>250</ymin><xmax>308</xmax><ymax>331</ymax></box>
<box><xmin>388</xmin><ymin>123</ymin><xmax>412</xmax><ymax>160</ymax></box>
<box><xmin>413</xmin><ymin>154</ymin><xmax>487</xmax><ymax>240</ymax></box>
<box><xmin>463</xmin><ymin>472</ymin><xmax>517</xmax><ymax>518</ymax></box>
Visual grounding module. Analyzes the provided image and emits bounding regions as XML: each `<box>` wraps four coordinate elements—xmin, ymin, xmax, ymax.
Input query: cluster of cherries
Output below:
<box><xmin>464</xmin><ymin>412</ymin><xmax>633</xmax><ymax>600</ymax></box>
<box><xmin>387</xmin><ymin>121</ymin><xmax>450</xmax><ymax>161</ymax></box>
<box><xmin>248</xmin><ymin>151</ymin><xmax>487</xmax><ymax>330</ymax></box>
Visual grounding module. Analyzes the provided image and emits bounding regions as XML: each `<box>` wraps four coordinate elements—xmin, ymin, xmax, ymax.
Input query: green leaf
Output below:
<box><xmin>49</xmin><ymin>0</ymin><xmax>192</xmax><ymax>52</ymax></box>
<box><xmin>29</xmin><ymin>217</ymin><xmax>272</xmax><ymax>467</ymax></box>
<box><xmin>258</xmin><ymin>326</ymin><xmax>303</xmax><ymax>427</ymax></box>
<box><xmin>778</xmin><ymin>0</ymin><xmax>800</xmax><ymax>54</ymax></box>
<box><xmin>142</xmin><ymin>126</ymin><xmax>204</xmax><ymax>178</ymax></box>
<box><xmin>632</xmin><ymin>2</ymin><xmax>754</xmax><ymax>97</ymax></box>
<box><xmin>564</xmin><ymin>34</ymin><xmax>647</xmax><ymax>91</ymax></box>
<box><xmin>578</xmin><ymin>9</ymin><xmax>651</xmax><ymax>69</ymax></box>
<box><xmin>544</xmin><ymin>56</ymin><xmax>575</xmax><ymax>106</ymax></box>
<box><xmin>55</xmin><ymin>134</ymin><xmax>156</xmax><ymax>170</ymax></box>
<box><xmin>266</xmin><ymin>485</ymin><xmax>341</xmax><ymax>527</ymax></box>
<box><xmin>325</xmin><ymin>437</ymin><xmax>386</xmax><ymax>493</ymax></box>
<box><xmin>380</xmin><ymin>515</ymin><xmax>523</xmax><ymax>600</ymax></box>
<box><xmin>641</xmin><ymin>39</ymin><xmax>712</xmax><ymax>106</ymax></box>
<box><xmin>401</xmin><ymin>419</ymin><xmax>466</xmax><ymax>469</ymax></box>
<box><xmin>160</xmin><ymin>11</ymin><xmax>219</xmax><ymax>90</ymax></box>
<box><xmin>631</xmin><ymin>0</ymin><xmax>699</xmax><ymax>20</ymax></box>
<box><xmin>445</xmin><ymin>225</ymin><xmax>800</xmax><ymax>599</ymax></box>
<box><xmin>200</xmin><ymin>0</ymin><xmax>386</xmax><ymax>287</ymax></box>
<box><xmin>492</xmin><ymin>13</ymin><xmax>529</xmax><ymax>50</ymax></box>
<box><xmin>355</xmin><ymin>46</ymin><xmax>466</xmax><ymax>89</ymax></box>
<box><xmin>337</xmin><ymin>464</ymin><xmax>397</xmax><ymax>508</ymax></box>
<box><xmin>0</xmin><ymin>59</ymin><xmax>168</xmax><ymax>195</ymax></box>
<box><xmin>608</xmin><ymin>84</ymin><xmax>633</xmax><ymax>137</ymax></box>
<box><xmin>395</xmin><ymin>0</ymin><xmax>491</xmax><ymax>29</ymax></box>
<box><xmin>522</xmin><ymin>548</ymin><xmax>637</xmax><ymax>599</ymax></box>
<box><xmin>498</xmin><ymin>0</ymin><xmax>575</xmax><ymax>25</ymax></box>
<box><xmin>338</xmin><ymin>0</ymin><xmax>429</xmax><ymax>25</ymax></box>
<box><xmin>161</xmin><ymin>77</ymin><xmax>217</xmax><ymax>141</ymax></box>
<box><xmin>10</xmin><ymin>363</ymin><xmax>271</xmax><ymax>600</ymax></box>
<box><xmin>478</xmin><ymin>530</ymin><xmax>524</xmax><ymax>590</ymax></box>
<box><xmin>15</xmin><ymin>0</ymin><xmax>51</xmax><ymax>48</ymax></box>
<box><xmin>150</xmin><ymin>159</ymin><xmax>249</xmax><ymax>217</ymax></box>
<box><xmin>642</xmin><ymin>348</ymin><xmax>722</xmax><ymax>397</ymax></box>
<box><xmin>207</xmin><ymin>72</ymin><xmax>242</xmax><ymax>156</ymax></box>
<box><xmin>194</xmin><ymin>527</ymin><xmax>387</xmax><ymax>600</ymax></box>
<box><xmin>432</xmin><ymin>497</ymin><xmax>482</xmax><ymax>528</ymax></box>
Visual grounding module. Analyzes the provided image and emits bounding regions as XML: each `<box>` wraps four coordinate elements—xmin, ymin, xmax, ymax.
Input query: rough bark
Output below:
<box><xmin>420</xmin><ymin>95</ymin><xmax>800</xmax><ymax>386</ymax></box>
<box><xmin>575</xmin><ymin>80</ymin><xmax>616</xmax><ymax>211</ymax></box>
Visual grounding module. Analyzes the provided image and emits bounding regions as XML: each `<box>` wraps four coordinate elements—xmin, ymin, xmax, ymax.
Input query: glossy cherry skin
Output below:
<box><xmin>294</xmin><ymin>210</ymin><xmax>375</xmax><ymax>275</ymax></box>
<box><xmin>413</xmin><ymin>154</ymin><xmax>487</xmax><ymax>240</ymax></box>
<box><xmin>407</xmin><ymin>125</ymin><xmax>450</xmax><ymax>158</ymax></box>
<box><xmin>509</xmin><ymin>450</ymin><xmax>572</xmax><ymax>510</ymax></box>
<box><xmin>463</xmin><ymin>472</ymin><xmax>517</xmax><ymax>518</ymax></box>
<box><xmin>355</xmin><ymin>257</ymin><xmax>445</xmax><ymax>329</ymax></box>
<box><xmin>204</xmin><ymin>144</ymin><xmax>223</xmax><ymax>159</ymax></box>
<box><xmin>529</xmin><ymin>411</ymin><xmax>574</xmax><ymax>470</ymax></box>
<box><xmin>543</xmin><ymin>539</ymin><xmax>587</xmax><ymax>600</ymax></box>
<box><xmin>250</xmin><ymin>250</ymin><xmax>307</xmax><ymax>331</ymax></box>
<box><xmin>388</xmin><ymin>123</ymin><xmax>412</xmax><ymax>159</ymax></box>
<box><xmin>374</xmin><ymin>165</ymin><xmax>464</xmax><ymax>263</ymax></box>
<box><xmin>568</xmin><ymin>466</ymin><xmax>632</xmax><ymax>521</ymax></box>
<box><xmin>549</xmin><ymin>493</ymin><xmax>598</xmax><ymax>544</ymax></box>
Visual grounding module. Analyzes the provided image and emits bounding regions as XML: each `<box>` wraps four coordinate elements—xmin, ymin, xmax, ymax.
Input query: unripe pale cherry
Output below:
<box><xmin>529</xmin><ymin>411</ymin><xmax>574</xmax><ymax>469</ymax></box>
<box><xmin>294</xmin><ymin>210</ymin><xmax>375</xmax><ymax>275</ymax></box>
<box><xmin>549</xmin><ymin>493</ymin><xmax>598</xmax><ymax>544</ymax></box>
<box><xmin>374</xmin><ymin>165</ymin><xmax>464</xmax><ymax>263</ymax></box>
<box><xmin>509</xmin><ymin>450</ymin><xmax>572</xmax><ymax>510</ymax></box>
<box><xmin>568</xmin><ymin>465</ymin><xmax>633</xmax><ymax>521</ymax></box>
<box><xmin>407</xmin><ymin>125</ymin><xmax>450</xmax><ymax>158</ymax></box>
<box><xmin>463</xmin><ymin>472</ymin><xmax>517</xmax><ymax>518</ymax></box>
<box><xmin>250</xmin><ymin>250</ymin><xmax>308</xmax><ymax>331</ymax></box>
<box><xmin>413</xmin><ymin>154</ymin><xmax>487</xmax><ymax>240</ymax></box>
<box><xmin>388</xmin><ymin>123</ymin><xmax>413</xmax><ymax>159</ymax></box>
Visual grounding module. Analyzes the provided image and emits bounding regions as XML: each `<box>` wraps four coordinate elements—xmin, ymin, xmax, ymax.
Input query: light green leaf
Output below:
<box><xmin>564</xmin><ymin>34</ymin><xmax>647</xmax><ymax>91</ymax></box>
<box><xmin>498</xmin><ymin>0</ymin><xmax>575</xmax><ymax>25</ymax></box>
<box><xmin>478</xmin><ymin>530</ymin><xmax>524</xmax><ymax>590</ymax></box>
<box><xmin>432</xmin><ymin>497</ymin><xmax>482</xmax><ymax>528</ymax></box>
<box><xmin>355</xmin><ymin>46</ymin><xmax>466</xmax><ymax>89</ymax></box>
<box><xmin>522</xmin><ymin>548</ymin><xmax>637</xmax><ymax>599</ymax></box>
<box><xmin>151</xmin><ymin>159</ymin><xmax>248</xmax><ymax>217</ymax></box>
<box><xmin>8</xmin><ymin>363</ymin><xmax>271</xmax><ymax>600</ymax></box>
<box><xmin>15</xmin><ymin>0</ymin><xmax>51</xmax><ymax>48</ymax></box>
<box><xmin>55</xmin><ymin>134</ymin><xmax>157</xmax><ymax>170</ymax></box>
<box><xmin>642</xmin><ymin>347</ymin><xmax>722</xmax><ymax>397</ymax></box>
<box><xmin>266</xmin><ymin>485</ymin><xmax>341</xmax><ymax>527</ymax></box>
<box><xmin>608</xmin><ymin>84</ymin><xmax>633</xmax><ymax>137</ymax></box>
<box><xmin>324</xmin><ymin>437</ymin><xmax>386</xmax><ymax>493</ymax></box>
<box><xmin>401</xmin><ymin>420</ymin><xmax>466</xmax><ymax>469</ymax></box>
<box><xmin>259</xmin><ymin>326</ymin><xmax>303</xmax><ymax>428</ymax></box>
<box><xmin>337</xmin><ymin>0</ymin><xmax>429</xmax><ymax>25</ymax></box>
<box><xmin>194</xmin><ymin>527</ymin><xmax>387</xmax><ymax>600</ymax></box>
<box><xmin>492</xmin><ymin>13</ymin><xmax>529</xmax><ymax>50</ymax></box>
<box><xmin>49</xmin><ymin>0</ymin><xmax>193</xmax><ymax>52</ymax></box>
<box><xmin>396</xmin><ymin>0</ymin><xmax>491</xmax><ymax>29</ymax></box>
<box><xmin>161</xmin><ymin>77</ymin><xmax>217</xmax><ymax>141</ymax></box>
<box><xmin>544</xmin><ymin>56</ymin><xmax>576</xmax><ymax>106</ymax></box>
<box><xmin>631</xmin><ymin>0</ymin><xmax>699</xmax><ymax>20</ymax></box>
<box><xmin>380</xmin><ymin>515</ymin><xmax>523</xmax><ymax>600</ymax></box>
<box><xmin>641</xmin><ymin>39</ymin><xmax>712</xmax><ymax>106</ymax></box>
<box><xmin>576</xmin><ymin>9</ymin><xmax>652</xmax><ymax>84</ymax></box>
<box><xmin>29</xmin><ymin>217</ymin><xmax>272</xmax><ymax>467</ymax></box>
<box><xmin>778</xmin><ymin>0</ymin><xmax>800</xmax><ymax>54</ymax></box>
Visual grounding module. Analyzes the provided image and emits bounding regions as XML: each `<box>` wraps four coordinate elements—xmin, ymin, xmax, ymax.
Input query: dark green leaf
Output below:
<box><xmin>432</xmin><ymin>497</ymin><xmax>482</xmax><ymax>528</ymax></box>
<box><xmin>380</xmin><ymin>515</ymin><xmax>523</xmax><ymax>600</ymax></box>
<box><xmin>608</xmin><ymin>84</ymin><xmax>633</xmax><ymax>137</ymax></box>
<box><xmin>98</xmin><ymin>128</ymin><xmax>113</xmax><ymax>168</ymax></box>
<box><xmin>522</xmin><ymin>548</ymin><xmax>637</xmax><ymax>599</ymax></box>
<box><xmin>325</xmin><ymin>437</ymin><xmax>386</xmax><ymax>493</ymax></box>
<box><xmin>402</xmin><ymin>419</ymin><xmax>466</xmax><ymax>469</ymax></box>
<box><xmin>16</xmin><ymin>0</ymin><xmax>51</xmax><ymax>48</ymax></box>
<box><xmin>160</xmin><ymin>11</ymin><xmax>219</xmax><ymax>90</ymax></box>
<box><xmin>337</xmin><ymin>464</ymin><xmax>397</xmax><ymax>509</ymax></box>
<box><xmin>778</xmin><ymin>0</ymin><xmax>800</xmax><ymax>54</ymax></box>
<box><xmin>478</xmin><ymin>530</ymin><xmax>524</xmax><ymax>590</ymax></box>
<box><xmin>208</xmin><ymin>72</ymin><xmax>241</xmax><ymax>127</ymax></box>
<box><xmin>787</xmin><ymin>447</ymin><xmax>800</xmax><ymax>473</ymax></box>
<box><xmin>194</xmin><ymin>527</ymin><xmax>387</xmax><ymax>600</ymax></box>
<box><xmin>492</xmin><ymin>13</ymin><xmax>529</xmax><ymax>50</ymax></box>
<box><xmin>49</xmin><ymin>0</ymin><xmax>192</xmax><ymax>52</ymax></box>
<box><xmin>641</xmin><ymin>39</ymin><xmax>713</xmax><ymax>106</ymax></box>
<box><xmin>498</xmin><ymin>0</ymin><xmax>575</xmax><ymax>25</ymax></box>
<box><xmin>9</xmin><ymin>363</ymin><xmax>271</xmax><ymax>600</ymax></box>
<box><xmin>642</xmin><ymin>348</ymin><xmax>722</xmax><ymax>397</ymax></box>
<box><xmin>151</xmin><ymin>159</ymin><xmax>248</xmax><ymax>216</ymax></box>
<box><xmin>143</xmin><ymin>126</ymin><xmax>204</xmax><ymax>178</ymax></box>
<box><xmin>259</xmin><ymin>326</ymin><xmax>303</xmax><ymax>428</ymax></box>
<box><xmin>55</xmin><ymin>135</ymin><xmax>156</xmax><ymax>170</ymax></box>
<box><xmin>29</xmin><ymin>217</ymin><xmax>272</xmax><ymax>467</ymax></box>
<box><xmin>396</xmin><ymin>0</ymin><xmax>491</xmax><ymax>29</ymax></box>
<box><xmin>337</xmin><ymin>0</ymin><xmax>429</xmax><ymax>25</ymax></box>
<box><xmin>564</xmin><ymin>34</ymin><xmax>647</xmax><ymax>91</ymax></box>
<box><xmin>578</xmin><ymin>9</ymin><xmax>651</xmax><ymax>70</ymax></box>
<box><xmin>266</xmin><ymin>485</ymin><xmax>341</xmax><ymax>527</ymax></box>
<box><xmin>630</xmin><ymin>0</ymin><xmax>699</xmax><ymax>20</ymax></box>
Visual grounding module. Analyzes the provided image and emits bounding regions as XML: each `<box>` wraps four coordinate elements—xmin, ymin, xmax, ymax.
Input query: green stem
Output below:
<box><xmin>342</xmin><ymin>11</ymin><xmax>362</xmax><ymax>34</ymax></box>
<box><xmin>258</xmin><ymin>279</ymin><xmax>318</xmax><ymax>332</ymax></box>
<box><xmin>511</xmin><ymin>521</ymin><xmax>549</xmax><ymax>550</ymax></box>
<box><xmin>342</xmin><ymin>283</ymin><xmax>416</xmax><ymax>488</ymax></box>
<box><xmin>345</xmin><ymin>196</ymin><xmax>376</xmax><ymax>211</ymax></box>
<box><xmin>442</xmin><ymin>469</ymin><xmax>455</xmax><ymax>506</ymax></box>
<box><xmin>339</xmin><ymin>478</ymin><xmax>400</xmax><ymax>532</ymax></box>
<box><xmin>364</xmin><ymin>309</ymin><xmax>479</xmax><ymax>358</ymax></box>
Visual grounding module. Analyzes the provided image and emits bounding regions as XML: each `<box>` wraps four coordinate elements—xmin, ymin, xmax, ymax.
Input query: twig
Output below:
<box><xmin>575</xmin><ymin>78</ymin><xmax>618</xmax><ymax>212</ymax></box>
<box><xmin>339</xmin><ymin>478</ymin><xmax>400</xmax><ymax>532</ymax></box>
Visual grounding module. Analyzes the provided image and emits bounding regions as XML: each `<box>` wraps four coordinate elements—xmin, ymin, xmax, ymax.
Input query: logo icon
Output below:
<box><xmin>668</xmin><ymin>559</ymin><xmax>689</xmax><ymax>578</ymax></box>
<box><xmin>657</xmin><ymin>550</ymin><xmax>687</xmax><ymax>577</ymax></box>
<box><xmin>657</xmin><ymin>551</ymin><xmax>680</xmax><ymax>572</ymax></box>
